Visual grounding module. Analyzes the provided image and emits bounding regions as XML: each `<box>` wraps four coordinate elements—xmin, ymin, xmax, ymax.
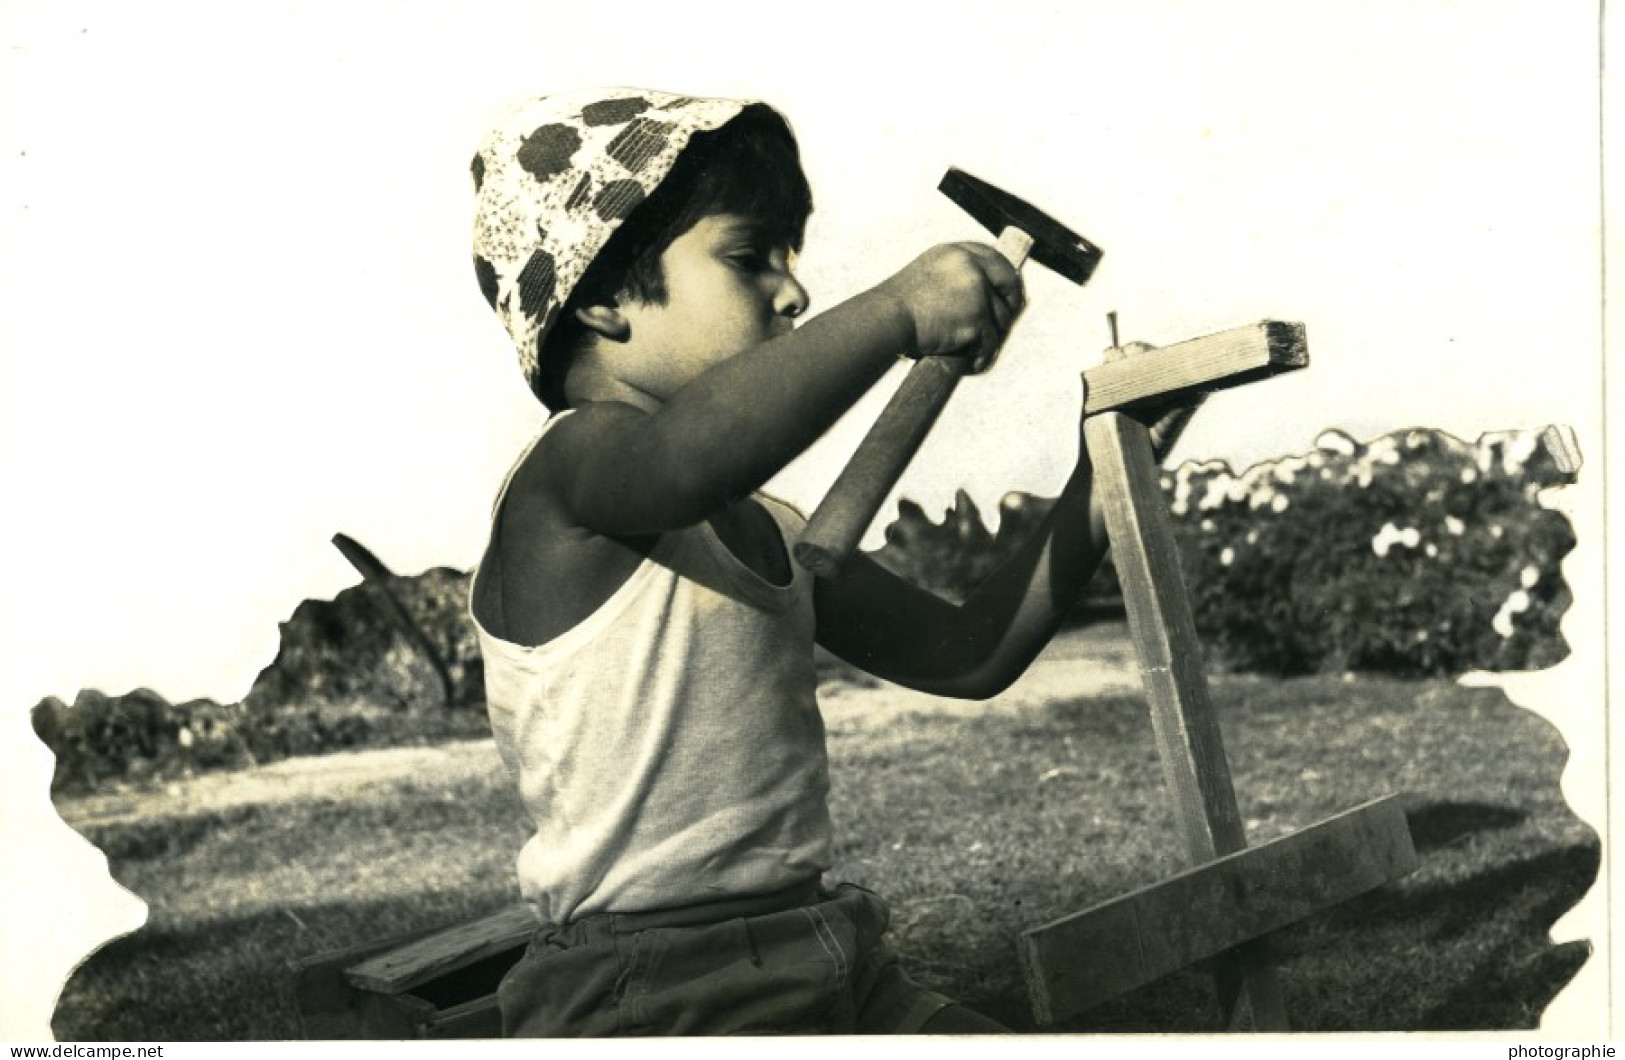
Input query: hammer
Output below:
<box><xmin>794</xmin><ymin>168</ymin><xmax>1102</xmax><ymax>578</ymax></box>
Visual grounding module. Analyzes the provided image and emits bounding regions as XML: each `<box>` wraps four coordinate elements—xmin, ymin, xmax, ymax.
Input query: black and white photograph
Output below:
<box><xmin>1</xmin><ymin>0</ymin><xmax>1613</xmax><ymax>1043</ymax></box>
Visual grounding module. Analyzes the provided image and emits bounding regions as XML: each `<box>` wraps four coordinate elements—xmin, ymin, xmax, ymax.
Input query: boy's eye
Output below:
<box><xmin>727</xmin><ymin>248</ymin><xmax>767</xmax><ymax>270</ymax></box>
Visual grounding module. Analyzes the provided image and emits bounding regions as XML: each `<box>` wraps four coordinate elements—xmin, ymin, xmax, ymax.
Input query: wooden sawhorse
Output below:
<box><xmin>1018</xmin><ymin>321</ymin><xmax>1418</xmax><ymax>1030</ymax></box>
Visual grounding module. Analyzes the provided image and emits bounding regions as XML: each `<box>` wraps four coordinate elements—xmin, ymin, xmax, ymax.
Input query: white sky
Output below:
<box><xmin>0</xmin><ymin>0</ymin><xmax>1613</xmax><ymax>1041</ymax></box>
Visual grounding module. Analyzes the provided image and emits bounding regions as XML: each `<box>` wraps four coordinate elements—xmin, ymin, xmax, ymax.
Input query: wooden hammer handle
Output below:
<box><xmin>794</xmin><ymin>227</ymin><xmax>1034</xmax><ymax>578</ymax></box>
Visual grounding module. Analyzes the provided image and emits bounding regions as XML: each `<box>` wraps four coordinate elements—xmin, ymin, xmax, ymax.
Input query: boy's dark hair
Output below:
<box><xmin>536</xmin><ymin>105</ymin><xmax>813</xmax><ymax>410</ymax></box>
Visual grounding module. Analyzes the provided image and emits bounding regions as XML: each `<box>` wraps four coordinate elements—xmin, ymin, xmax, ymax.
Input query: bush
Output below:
<box><xmin>244</xmin><ymin>567</ymin><xmax>483</xmax><ymax>716</ymax></box>
<box><xmin>33</xmin><ymin>690</ymin><xmax>248</xmax><ymax>792</ymax></box>
<box><xmin>32</xmin><ymin>686</ymin><xmax>494</xmax><ymax>795</ymax></box>
<box><xmin>1169</xmin><ymin>428</ymin><xmax>1574</xmax><ymax>676</ymax></box>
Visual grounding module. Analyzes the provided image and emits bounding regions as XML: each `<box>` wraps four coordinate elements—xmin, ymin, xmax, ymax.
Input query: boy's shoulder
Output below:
<box><xmin>505</xmin><ymin>401</ymin><xmax>655</xmax><ymax>509</ymax></box>
<box><xmin>475</xmin><ymin>407</ymin><xmax>655</xmax><ymax>647</ymax></box>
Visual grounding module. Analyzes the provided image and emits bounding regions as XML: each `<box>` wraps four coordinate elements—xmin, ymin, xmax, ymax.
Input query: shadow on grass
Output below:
<box><xmin>1292</xmin><ymin>836</ymin><xmax>1600</xmax><ymax>1031</ymax></box>
<box><xmin>1406</xmin><ymin>801</ymin><xmax>1529</xmax><ymax>852</ymax></box>
<box><xmin>948</xmin><ymin>805</ymin><xmax>1599</xmax><ymax>1034</ymax></box>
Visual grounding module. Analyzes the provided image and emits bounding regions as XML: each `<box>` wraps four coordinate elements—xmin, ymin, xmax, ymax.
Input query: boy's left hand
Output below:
<box><xmin>1141</xmin><ymin>399</ymin><xmax>1204</xmax><ymax>464</ymax></box>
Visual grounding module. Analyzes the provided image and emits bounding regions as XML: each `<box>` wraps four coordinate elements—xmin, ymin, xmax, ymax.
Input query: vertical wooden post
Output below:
<box><xmin>1082</xmin><ymin>406</ymin><xmax>1290</xmax><ymax>1031</ymax></box>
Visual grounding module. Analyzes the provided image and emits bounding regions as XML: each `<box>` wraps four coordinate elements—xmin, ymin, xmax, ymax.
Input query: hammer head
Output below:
<box><xmin>939</xmin><ymin>167</ymin><xmax>1102</xmax><ymax>285</ymax></box>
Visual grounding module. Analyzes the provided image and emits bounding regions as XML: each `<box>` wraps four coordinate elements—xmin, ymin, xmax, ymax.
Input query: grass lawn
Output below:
<box><xmin>50</xmin><ymin>649</ymin><xmax>1595</xmax><ymax>1038</ymax></box>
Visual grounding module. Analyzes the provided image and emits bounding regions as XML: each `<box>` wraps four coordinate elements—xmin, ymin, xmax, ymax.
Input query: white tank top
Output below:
<box><xmin>471</xmin><ymin>421</ymin><xmax>834</xmax><ymax>925</ymax></box>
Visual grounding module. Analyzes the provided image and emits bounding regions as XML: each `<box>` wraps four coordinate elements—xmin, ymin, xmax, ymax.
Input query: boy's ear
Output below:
<box><xmin>573</xmin><ymin>303</ymin><xmax>630</xmax><ymax>342</ymax></box>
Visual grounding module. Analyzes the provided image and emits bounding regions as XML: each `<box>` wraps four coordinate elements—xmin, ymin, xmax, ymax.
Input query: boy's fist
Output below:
<box><xmin>878</xmin><ymin>243</ymin><xmax>1025</xmax><ymax>371</ymax></box>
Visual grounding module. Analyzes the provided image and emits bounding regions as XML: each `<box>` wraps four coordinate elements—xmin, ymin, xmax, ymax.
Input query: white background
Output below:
<box><xmin>1</xmin><ymin>0</ymin><xmax>1612</xmax><ymax>1041</ymax></box>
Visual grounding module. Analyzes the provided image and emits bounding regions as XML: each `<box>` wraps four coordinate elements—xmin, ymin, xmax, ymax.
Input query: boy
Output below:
<box><xmin>468</xmin><ymin>88</ymin><xmax>1177</xmax><ymax>1035</ymax></box>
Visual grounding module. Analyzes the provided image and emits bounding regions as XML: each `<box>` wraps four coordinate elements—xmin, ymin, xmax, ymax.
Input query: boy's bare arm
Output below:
<box><xmin>813</xmin><ymin>449</ymin><xmax>1107</xmax><ymax>700</ymax></box>
<box><xmin>541</xmin><ymin>245</ymin><xmax>1022</xmax><ymax>536</ymax></box>
<box><xmin>814</xmin><ymin>400</ymin><xmax>1192</xmax><ymax>700</ymax></box>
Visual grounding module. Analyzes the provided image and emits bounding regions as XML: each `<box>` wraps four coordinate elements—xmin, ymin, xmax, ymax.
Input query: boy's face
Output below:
<box><xmin>612</xmin><ymin>213</ymin><xmax>809</xmax><ymax>402</ymax></box>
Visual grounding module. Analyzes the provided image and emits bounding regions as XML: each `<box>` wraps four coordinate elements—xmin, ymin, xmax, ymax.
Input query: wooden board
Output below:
<box><xmin>1083</xmin><ymin>402</ymin><xmax>1288</xmax><ymax>1029</ymax></box>
<box><xmin>345</xmin><ymin>904</ymin><xmax>538</xmax><ymax>995</ymax></box>
<box><xmin>1021</xmin><ymin>794</ymin><xmax>1417</xmax><ymax>1025</ymax></box>
<box><xmin>295</xmin><ymin>917</ymin><xmax>514</xmax><ymax>1040</ymax></box>
<box><xmin>422</xmin><ymin>994</ymin><xmax>503</xmax><ymax>1039</ymax></box>
<box><xmin>1084</xmin><ymin>410</ymin><xmax>1246</xmax><ymax>862</ymax></box>
<box><xmin>1082</xmin><ymin>321</ymin><xmax>1307</xmax><ymax>415</ymax></box>
<box><xmin>292</xmin><ymin>927</ymin><xmax>431</xmax><ymax>1040</ymax></box>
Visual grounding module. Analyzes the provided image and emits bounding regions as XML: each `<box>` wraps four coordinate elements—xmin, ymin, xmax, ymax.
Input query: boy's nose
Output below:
<box><xmin>775</xmin><ymin>273</ymin><xmax>809</xmax><ymax>320</ymax></box>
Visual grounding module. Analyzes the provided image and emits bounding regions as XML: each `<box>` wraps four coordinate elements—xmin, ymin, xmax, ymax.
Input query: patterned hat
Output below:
<box><xmin>471</xmin><ymin>88</ymin><xmax>768</xmax><ymax>399</ymax></box>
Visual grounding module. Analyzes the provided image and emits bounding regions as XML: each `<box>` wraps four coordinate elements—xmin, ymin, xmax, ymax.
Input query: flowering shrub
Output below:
<box><xmin>1166</xmin><ymin>427</ymin><xmax>1574</xmax><ymax>675</ymax></box>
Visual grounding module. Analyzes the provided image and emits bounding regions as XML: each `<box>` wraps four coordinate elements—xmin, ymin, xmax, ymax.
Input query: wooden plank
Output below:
<box><xmin>1082</xmin><ymin>404</ymin><xmax>1286</xmax><ymax>1029</ymax></box>
<box><xmin>358</xmin><ymin>991</ymin><xmax>438</xmax><ymax>1039</ymax></box>
<box><xmin>1084</xmin><ymin>410</ymin><xmax>1245</xmax><ymax>860</ymax></box>
<box><xmin>346</xmin><ymin>904</ymin><xmax>538</xmax><ymax>995</ymax></box>
<box><xmin>1082</xmin><ymin>321</ymin><xmax>1307</xmax><ymax>415</ymax></box>
<box><xmin>425</xmin><ymin>994</ymin><xmax>504</xmax><ymax>1039</ymax></box>
<box><xmin>1021</xmin><ymin>795</ymin><xmax>1417</xmax><ymax>1025</ymax></box>
<box><xmin>291</xmin><ymin>925</ymin><xmax>442</xmax><ymax>1039</ymax></box>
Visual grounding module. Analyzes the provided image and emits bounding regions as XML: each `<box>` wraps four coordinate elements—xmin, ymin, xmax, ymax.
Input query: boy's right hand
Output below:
<box><xmin>876</xmin><ymin>243</ymin><xmax>1025</xmax><ymax>372</ymax></box>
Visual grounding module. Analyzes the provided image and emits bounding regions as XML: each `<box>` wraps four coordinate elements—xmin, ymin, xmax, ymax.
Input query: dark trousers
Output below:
<box><xmin>498</xmin><ymin>882</ymin><xmax>966</xmax><ymax>1036</ymax></box>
